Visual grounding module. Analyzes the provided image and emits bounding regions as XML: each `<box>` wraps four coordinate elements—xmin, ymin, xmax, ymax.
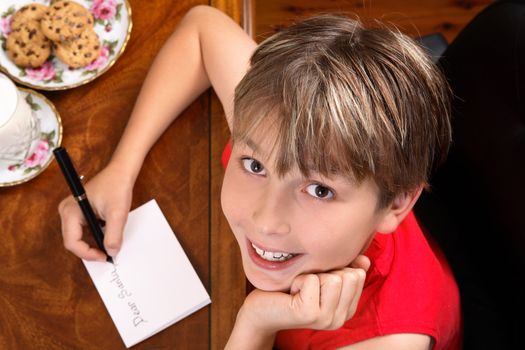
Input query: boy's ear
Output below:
<box><xmin>375</xmin><ymin>186</ymin><xmax>423</xmax><ymax>234</ymax></box>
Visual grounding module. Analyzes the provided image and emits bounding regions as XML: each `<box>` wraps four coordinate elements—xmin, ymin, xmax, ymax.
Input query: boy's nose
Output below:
<box><xmin>251</xmin><ymin>189</ymin><xmax>291</xmax><ymax>236</ymax></box>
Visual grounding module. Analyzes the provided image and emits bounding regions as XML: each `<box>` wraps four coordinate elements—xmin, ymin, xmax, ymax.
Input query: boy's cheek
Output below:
<box><xmin>220</xmin><ymin>186</ymin><xmax>234</xmax><ymax>225</ymax></box>
<box><xmin>221</xmin><ymin>167</ymin><xmax>253</xmax><ymax>224</ymax></box>
<box><xmin>220</xmin><ymin>171</ymin><xmax>244</xmax><ymax>226</ymax></box>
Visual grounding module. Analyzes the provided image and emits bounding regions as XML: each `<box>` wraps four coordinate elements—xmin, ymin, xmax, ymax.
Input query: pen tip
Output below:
<box><xmin>107</xmin><ymin>256</ymin><xmax>114</xmax><ymax>264</ymax></box>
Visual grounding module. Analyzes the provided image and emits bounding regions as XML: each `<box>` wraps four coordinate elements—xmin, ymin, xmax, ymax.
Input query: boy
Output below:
<box><xmin>58</xmin><ymin>5</ymin><xmax>461</xmax><ymax>349</ymax></box>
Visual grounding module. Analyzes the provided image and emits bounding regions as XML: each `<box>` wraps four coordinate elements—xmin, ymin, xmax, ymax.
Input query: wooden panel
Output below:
<box><xmin>252</xmin><ymin>0</ymin><xmax>493</xmax><ymax>43</ymax></box>
<box><xmin>209</xmin><ymin>3</ymin><xmax>246</xmax><ymax>350</ymax></box>
<box><xmin>209</xmin><ymin>92</ymin><xmax>246</xmax><ymax>350</ymax></box>
<box><xmin>0</xmin><ymin>0</ymin><xmax>210</xmax><ymax>349</ymax></box>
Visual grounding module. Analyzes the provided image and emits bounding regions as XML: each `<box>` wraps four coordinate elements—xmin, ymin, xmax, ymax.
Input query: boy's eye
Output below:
<box><xmin>242</xmin><ymin>158</ymin><xmax>266</xmax><ymax>175</ymax></box>
<box><xmin>305</xmin><ymin>184</ymin><xmax>334</xmax><ymax>199</ymax></box>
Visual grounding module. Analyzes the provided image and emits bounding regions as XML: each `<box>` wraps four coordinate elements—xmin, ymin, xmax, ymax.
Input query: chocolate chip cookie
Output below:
<box><xmin>55</xmin><ymin>28</ymin><xmax>100</xmax><ymax>68</ymax></box>
<box><xmin>41</xmin><ymin>0</ymin><xmax>94</xmax><ymax>42</ymax></box>
<box><xmin>6</xmin><ymin>19</ymin><xmax>51</xmax><ymax>68</ymax></box>
<box><xmin>10</xmin><ymin>3</ymin><xmax>49</xmax><ymax>30</ymax></box>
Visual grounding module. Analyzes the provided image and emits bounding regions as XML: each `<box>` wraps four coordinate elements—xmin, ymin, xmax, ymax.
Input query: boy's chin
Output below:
<box><xmin>245</xmin><ymin>273</ymin><xmax>293</xmax><ymax>293</ymax></box>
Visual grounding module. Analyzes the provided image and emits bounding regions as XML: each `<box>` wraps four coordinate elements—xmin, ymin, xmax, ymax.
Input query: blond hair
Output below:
<box><xmin>233</xmin><ymin>15</ymin><xmax>451</xmax><ymax>208</ymax></box>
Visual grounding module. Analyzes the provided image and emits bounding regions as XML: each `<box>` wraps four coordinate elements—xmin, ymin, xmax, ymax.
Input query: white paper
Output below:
<box><xmin>83</xmin><ymin>199</ymin><xmax>211</xmax><ymax>348</ymax></box>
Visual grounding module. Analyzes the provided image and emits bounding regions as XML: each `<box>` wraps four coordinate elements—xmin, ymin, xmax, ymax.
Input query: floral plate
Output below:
<box><xmin>0</xmin><ymin>0</ymin><xmax>132</xmax><ymax>90</ymax></box>
<box><xmin>0</xmin><ymin>87</ymin><xmax>62</xmax><ymax>187</ymax></box>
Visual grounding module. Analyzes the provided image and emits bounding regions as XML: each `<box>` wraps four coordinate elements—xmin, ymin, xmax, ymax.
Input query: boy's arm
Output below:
<box><xmin>225</xmin><ymin>310</ymin><xmax>276</xmax><ymax>350</ymax></box>
<box><xmin>59</xmin><ymin>5</ymin><xmax>257</xmax><ymax>260</ymax></box>
<box><xmin>111</xmin><ymin>4</ymin><xmax>256</xmax><ymax>185</ymax></box>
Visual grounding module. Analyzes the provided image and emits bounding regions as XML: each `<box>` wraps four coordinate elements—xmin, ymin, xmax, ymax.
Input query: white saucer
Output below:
<box><xmin>0</xmin><ymin>87</ymin><xmax>62</xmax><ymax>187</ymax></box>
<box><xmin>0</xmin><ymin>0</ymin><xmax>132</xmax><ymax>90</ymax></box>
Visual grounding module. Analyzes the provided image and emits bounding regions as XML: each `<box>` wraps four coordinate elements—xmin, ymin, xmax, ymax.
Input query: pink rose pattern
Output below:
<box><xmin>91</xmin><ymin>0</ymin><xmax>118</xmax><ymax>21</ymax></box>
<box><xmin>7</xmin><ymin>128</ymin><xmax>57</xmax><ymax>174</ymax></box>
<box><xmin>7</xmin><ymin>139</ymin><xmax>52</xmax><ymax>173</ymax></box>
<box><xmin>24</xmin><ymin>140</ymin><xmax>49</xmax><ymax>168</ymax></box>
<box><xmin>0</xmin><ymin>14</ymin><xmax>12</xmax><ymax>37</ymax></box>
<box><xmin>6</xmin><ymin>93</ymin><xmax>57</xmax><ymax>174</ymax></box>
<box><xmin>25</xmin><ymin>62</ymin><xmax>56</xmax><ymax>81</ymax></box>
<box><xmin>85</xmin><ymin>46</ymin><xmax>109</xmax><ymax>70</ymax></box>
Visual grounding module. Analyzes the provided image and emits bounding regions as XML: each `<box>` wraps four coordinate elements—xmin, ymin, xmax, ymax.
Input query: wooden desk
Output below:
<box><xmin>0</xmin><ymin>0</ymin><xmax>244</xmax><ymax>349</ymax></box>
<box><xmin>0</xmin><ymin>1</ymin><xmax>491</xmax><ymax>349</ymax></box>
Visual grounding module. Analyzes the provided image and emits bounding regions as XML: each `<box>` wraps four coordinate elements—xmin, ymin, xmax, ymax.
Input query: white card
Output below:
<box><xmin>83</xmin><ymin>199</ymin><xmax>211</xmax><ymax>348</ymax></box>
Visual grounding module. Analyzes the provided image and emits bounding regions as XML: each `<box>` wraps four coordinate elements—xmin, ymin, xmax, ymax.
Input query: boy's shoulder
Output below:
<box><xmin>358</xmin><ymin>212</ymin><xmax>461</xmax><ymax>348</ymax></box>
<box><xmin>368</xmin><ymin>211</ymin><xmax>459</xmax><ymax>303</ymax></box>
<box><xmin>367</xmin><ymin>211</ymin><xmax>454</xmax><ymax>282</ymax></box>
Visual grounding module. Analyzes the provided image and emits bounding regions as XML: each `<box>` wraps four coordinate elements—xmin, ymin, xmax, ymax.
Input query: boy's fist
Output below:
<box><xmin>239</xmin><ymin>255</ymin><xmax>370</xmax><ymax>334</ymax></box>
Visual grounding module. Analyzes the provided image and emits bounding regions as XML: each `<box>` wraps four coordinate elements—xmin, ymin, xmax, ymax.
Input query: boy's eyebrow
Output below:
<box><xmin>240</xmin><ymin>138</ymin><xmax>260</xmax><ymax>153</ymax></box>
<box><xmin>238</xmin><ymin>138</ymin><xmax>272</xmax><ymax>162</ymax></box>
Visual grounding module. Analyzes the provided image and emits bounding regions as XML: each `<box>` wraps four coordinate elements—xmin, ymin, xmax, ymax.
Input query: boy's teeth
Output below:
<box><xmin>251</xmin><ymin>243</ymin><xmax>295</xmax><ymax>262</ymax></box>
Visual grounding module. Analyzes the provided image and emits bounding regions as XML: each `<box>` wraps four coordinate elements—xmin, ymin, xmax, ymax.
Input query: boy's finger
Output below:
<box><xmin>346</xmin><ymin>267</ymin><xmax>367</xmax><ymax>320</ymax></box>
<box><xmin>78</xmin><ymin>243</ymin><xmax>110</xmax><ymax>262</ymax></box>
<box><xmin>60</xmin><ymin>208</ymin><xmax>106</xmax><ymax>261</ymax></box>
<box><xmin>290</xmin><ymin>274</ymin><xmax>320</xmax><ymax>303</ymax></box>
<box><xmin>103</xmin><ymin>209</ymin><xmax>128</xmax><ymax>257</ymax></box>
<box><xmin>289</xmin><ymin>274</ymin><xmax>321</xmax><ymax>325</ymax></box>
<box><xmin>318</xmin><ymin>273</ymin><xmax>343</xmax><ymax>326</ymax></box>
<box><xmin>331</xmin><ymin>268</ymin><xmax>360</xmax><ymax>326</ymax></box>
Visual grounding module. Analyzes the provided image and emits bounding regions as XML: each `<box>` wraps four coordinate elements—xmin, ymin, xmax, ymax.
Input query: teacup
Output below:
<box><xmin>0</xmin><ymin>74</ymin><xmax>41</xmax><ymax>170</ymax></box>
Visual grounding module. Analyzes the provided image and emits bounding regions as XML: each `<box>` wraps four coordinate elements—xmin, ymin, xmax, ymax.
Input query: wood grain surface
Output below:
<box><xmin>0</xmin><ymin>1</ymin><xmax>210</xmax><ymax>349</ymax></box>
<box><xmin>251</xmin><ymin>0</ymin><xmax>493</xmax><ymax>43</ymax></box>
<box><xmin>0</xmin><ymin>0</ymin><xmax>492</xmax><ymax>349</ymax></box>
<box><xmin>208</xmin><ymin>1</ymin><xmax>247</xmax><ymax>349</ymax></box>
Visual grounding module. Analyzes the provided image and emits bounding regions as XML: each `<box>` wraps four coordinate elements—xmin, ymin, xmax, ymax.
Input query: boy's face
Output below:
<box><xmin>221</xmin><ymin>129</ymin><xmax>391</xmax><ymax>292</ymax></box>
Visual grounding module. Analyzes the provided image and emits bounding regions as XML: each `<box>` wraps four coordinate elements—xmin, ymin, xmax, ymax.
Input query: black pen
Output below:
<box><xmin>53</xmin><ymin>147</ymin><xmax>114</xmax><ymax>264</ymax></box>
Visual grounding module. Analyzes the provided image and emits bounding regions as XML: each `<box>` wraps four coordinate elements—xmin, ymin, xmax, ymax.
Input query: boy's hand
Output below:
<box><xmin>57</xmin><ymin>162</ymin><xmax>133</xmax><ymax>261</ymax></box>
<box><xmin>235</xmin><ymin>255</ymin><xmax>370</xmax><ymax>339</ymax></box>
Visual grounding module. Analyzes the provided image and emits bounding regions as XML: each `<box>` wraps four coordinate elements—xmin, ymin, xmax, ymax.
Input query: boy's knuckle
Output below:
<box><xmin>325</xmin><ymin>274</ymin><xmax>342</xmax><ymax>287</ymax></box>
<box><xmin>300</xmin><ymin>306</ymin><xmax>322</xmax><ymax>325</ymax></box>
<box><xmin>347</xmin><ymin>307</ymin><xmax>357</xmax><ymax>319</ymax></box>
<box><xmin>312</xmin><ymin>317</ymin><xmax>326</xmax><ymax>329</ymax></box>
<box><xmin>63</xmin><ymin>240</ymin><xmax>75</xmax><ymax>252</ymax></box>
<box><xmin>302</xmin><ymin>310</ymin><xmax>318</xmax><ymax>325</ymax></box>
<box><xmin>322</xmin><ymin>315</ymin><xmax>339</xmax><ymax>330</ymax></box>
<box><xmin>327</xmin><ymin>317</ymin><xmax>344</xmax><ymax>330</ymax></box>
<box><xmin>305</xmin><ymin>274</ymin><xmax>319</xmax><ymax>285</ymax></box>
<box><xmin>344</xmin><ymin>271</ymin><xmax>358</xmax><ymax>283</ymax></box>
<box><xmin>355</xmin><ymin>268</ymin><xmax>366</xmax><ymax>281</ymax></box>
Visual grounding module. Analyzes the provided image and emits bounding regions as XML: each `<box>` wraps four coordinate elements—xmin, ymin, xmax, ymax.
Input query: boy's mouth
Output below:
<box><xmin>251</xmin><ymin>242</ymin><xmax>297</xmax><ymax>262</ymax></box>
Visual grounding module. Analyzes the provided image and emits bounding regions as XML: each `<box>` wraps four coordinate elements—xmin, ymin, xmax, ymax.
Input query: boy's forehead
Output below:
<box><xmin>235</xmin><ymin>116</ymin><xmax>279</xmax><ymax>150</ymax></box>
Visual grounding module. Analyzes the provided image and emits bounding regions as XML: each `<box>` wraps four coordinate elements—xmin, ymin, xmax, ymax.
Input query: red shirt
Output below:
<box><xmin>222</xmin><ymin>141</ymin><xmax>462</xmax><ymax>350</ymax></box>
